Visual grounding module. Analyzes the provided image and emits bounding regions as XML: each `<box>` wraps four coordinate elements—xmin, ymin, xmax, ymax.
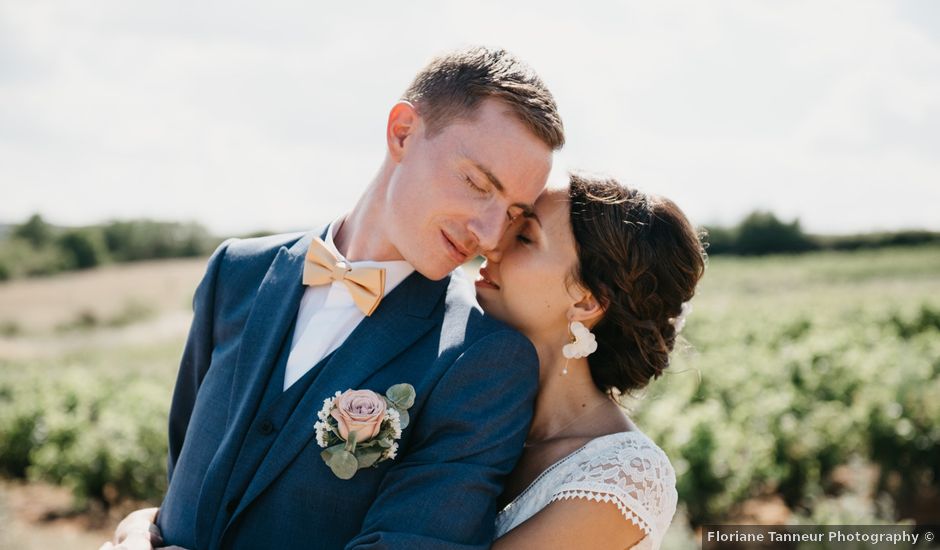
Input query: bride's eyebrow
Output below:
<box><xmin>522</xmin><ymin>211</ymin><xmax>542</xmax><ymax>227</ymax></box>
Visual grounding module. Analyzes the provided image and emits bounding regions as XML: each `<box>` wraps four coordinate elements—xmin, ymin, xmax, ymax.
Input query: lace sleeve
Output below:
<box><xmin>548</xmin><ymin>434</ymin><xmax>678</xmax><ymax>548</ymax></box>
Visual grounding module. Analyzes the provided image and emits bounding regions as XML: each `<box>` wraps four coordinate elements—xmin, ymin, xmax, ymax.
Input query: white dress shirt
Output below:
<box><xmin>283</xmin><ymin>220</ymin><xmax>415</xmax><ymax>390</ymax></box>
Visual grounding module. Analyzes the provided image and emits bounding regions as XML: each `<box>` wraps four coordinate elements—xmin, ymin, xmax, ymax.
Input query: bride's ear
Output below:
<box><xmin>567</xmin><ymin>292</ymin><xmax>605</xmax><ymax>327</ymax></box>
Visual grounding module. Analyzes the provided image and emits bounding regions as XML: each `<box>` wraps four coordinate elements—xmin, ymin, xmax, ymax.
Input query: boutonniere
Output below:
<box><xmin>314</xmin><ymin>383</ymin><xmax>415</xmax><ymax>479</ymax></box>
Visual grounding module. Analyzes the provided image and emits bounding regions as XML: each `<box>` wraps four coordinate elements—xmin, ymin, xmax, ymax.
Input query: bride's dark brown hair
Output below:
<box><xmin>568</xmin><ymin>173</ymin><xmax>706</xmax><ymax>394</ymax></box>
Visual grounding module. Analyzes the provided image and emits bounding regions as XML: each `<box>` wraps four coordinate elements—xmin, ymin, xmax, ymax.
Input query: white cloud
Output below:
<box><xmin>1</xmin><ymin>0</ymin><xmax>938</xmax><ymax>235</ymax></box>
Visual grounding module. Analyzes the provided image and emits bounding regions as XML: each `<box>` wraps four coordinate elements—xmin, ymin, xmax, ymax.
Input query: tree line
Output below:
<box><xmin>1</xmin><ymin>211</ymin><xmax>938</xmax><ymax>281</ymax></box>
<box><xmin>0</xmin><ymin>214</ymin><xmax>219</xmax><ymax>281</ymax></box>
<box><xmin>704</xmin><ymin>211</ymin><xmax>940</xmax><ymax>256</ymax></box>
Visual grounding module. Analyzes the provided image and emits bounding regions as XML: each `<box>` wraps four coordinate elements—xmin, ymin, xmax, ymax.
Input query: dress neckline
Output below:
<box><xmin>498</xmin><ymin>430</ymin><xmax>651</xmax><ymax>516</ymax></box>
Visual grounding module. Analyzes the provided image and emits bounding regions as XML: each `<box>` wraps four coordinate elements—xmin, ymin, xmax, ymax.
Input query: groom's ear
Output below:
<box><xmin>387</xmin><ymin>101</ymin><xmax>420</xmax><ymax>162</ymax></box>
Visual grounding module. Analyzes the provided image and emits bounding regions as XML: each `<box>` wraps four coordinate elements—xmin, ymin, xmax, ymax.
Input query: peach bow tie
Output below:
<box><xmin>302</xmin><ymin>238</ymin><xmax>386</xmax><ymax>316</ymax></box>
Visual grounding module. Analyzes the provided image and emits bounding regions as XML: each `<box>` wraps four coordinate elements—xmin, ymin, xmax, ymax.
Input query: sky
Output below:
<box><xmin>1</xmin><ymin>0</ymin><xmax>938</xmax><ymax>236</ymax></box>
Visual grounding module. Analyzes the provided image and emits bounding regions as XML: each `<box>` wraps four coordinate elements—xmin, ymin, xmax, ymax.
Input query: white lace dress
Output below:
<box><xmin>494</xmin><ymin>431</ymin><xmax>678</xmax><ymax>549</ymax></box>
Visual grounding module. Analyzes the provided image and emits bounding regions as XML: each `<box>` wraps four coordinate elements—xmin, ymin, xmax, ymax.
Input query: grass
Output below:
<box><xmin>1</xmin><ymin>245</ymin><xmax>939</xmax><ymax>534</ymax></box>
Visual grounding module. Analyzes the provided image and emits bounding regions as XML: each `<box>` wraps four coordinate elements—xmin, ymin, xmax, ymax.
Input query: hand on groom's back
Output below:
<box><xmin>101</xmin><ymin>507</ymin><xmax>191</xmax><ymax>550</ymax></box>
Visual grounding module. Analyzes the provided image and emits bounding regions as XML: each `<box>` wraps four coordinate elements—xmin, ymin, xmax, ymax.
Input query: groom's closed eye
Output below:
<box><xmin>468</xmin><ymin>159</ymin><xmax>505</xmax><ymax>193</ymax></box>
<box><xmin>463</xmin><ymin>174</ymin><xmax>486</xmax><ymax>194</ymax></box>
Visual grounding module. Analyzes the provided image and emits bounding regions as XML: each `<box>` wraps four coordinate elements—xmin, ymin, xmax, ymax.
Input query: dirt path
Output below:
<box><xmin>0</xmin><ymin>480</ymin><xmax>158</xmax><ymax>550</ymax></box>
<box><xmin>0</xmin><ymin>258</ymin><xmax>206</xmax><ymax>334</ymax></box>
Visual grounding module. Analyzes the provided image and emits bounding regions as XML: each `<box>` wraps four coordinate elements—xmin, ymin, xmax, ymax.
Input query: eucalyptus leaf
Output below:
<box><xmin>377</xmin><ymin>437</ymin><xmax>393</xmax><ymax>448</ymax></box>
<box><xmin>328</xmin><ymin>450</ymin><xmax>359</xmax><ymax>480</ymax></box>
<box><xmin>386</xmin><ymin>383</ymin><xmax>416</xmax><ymax>409</ymax></box>
<box><xmin>358</xmin><ymin>439</ymin><xmax>380</xmax><ymax>450</ymax></box>
<box><xmin>320</xmin><ymin>443</ymin><xmax>345</xmax><ymax>463</ymax></box>
<box><xmin>397</xmin><ymin>409</ymin><xmax>409</xmax><ymax>430</ymax></box>
<box><xmin>356</xmin><ymin>449</ymin><xmax>384</xmax><ymax>469</ymax></box>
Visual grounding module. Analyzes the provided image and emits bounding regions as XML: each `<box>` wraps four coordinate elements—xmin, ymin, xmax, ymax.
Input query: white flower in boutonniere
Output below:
<box><xmin>314</xmin><ymin>383</ymin><xmax>416</xmax><ymax>480</ymax></box>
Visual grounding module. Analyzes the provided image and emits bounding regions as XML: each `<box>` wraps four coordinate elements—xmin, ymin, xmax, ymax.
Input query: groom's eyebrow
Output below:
<box><xmin>468</xmin><ymin>159</ymin><xmax>535</xmax><ymax>216</ymax></box>
<box><xmin>469</xmin><ymin>159</ymin><xmax>505</xmax><ymax>192</ymax></box>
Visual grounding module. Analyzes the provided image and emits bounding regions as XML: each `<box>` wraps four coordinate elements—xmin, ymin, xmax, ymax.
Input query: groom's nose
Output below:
<box><xmin>483</xmin><ymin>246</ymin><xmax>503</xmax><ymax>263</ymax></box>
<box><xmin>468</xmin><ymin>202</ymin><xmax>509</xmax><ymax>258</ymax></box>
<box><xmin>481</xmin><ymin>220</ymin><xmax>517</xmax><ymax>265</ymax></box>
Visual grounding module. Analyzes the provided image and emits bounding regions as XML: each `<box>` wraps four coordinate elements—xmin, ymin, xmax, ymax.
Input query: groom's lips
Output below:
<box><xmin>441</xmin><ymin>230</ymin><xmax>471</xmax><ymax>264</ymax></box>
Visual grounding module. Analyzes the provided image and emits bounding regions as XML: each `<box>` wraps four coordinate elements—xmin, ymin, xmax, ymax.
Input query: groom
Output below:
<box><xmin>113</xmin><ymin>47</ymin><xmax>565</xmax><ymax>550</ymax></box>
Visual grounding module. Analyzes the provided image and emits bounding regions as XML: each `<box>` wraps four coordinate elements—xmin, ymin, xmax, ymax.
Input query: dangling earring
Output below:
<box><xmin>561</xmin><ymin>321</ymin><xmax>598</xmax><ymax>375</ymax></box>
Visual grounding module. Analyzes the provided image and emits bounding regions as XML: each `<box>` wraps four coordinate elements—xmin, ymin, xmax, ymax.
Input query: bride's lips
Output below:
<box><xmin>441</xmin><ymin>230</ymin><xmax>471</xmax><ymax>264</ymax></box>
<box><xmin>476</xmin><ymin>266</ymin><xmax>500</xmax><ymax>290</ymax></box>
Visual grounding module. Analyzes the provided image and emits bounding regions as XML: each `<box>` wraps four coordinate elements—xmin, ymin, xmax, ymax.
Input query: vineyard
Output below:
<box><xmin>632</xmin><ymin>245</ymin><xmax>940</xmax><ymax>532</ymax></box>
<box><xmin>1</xmin><ymin>246</ymin><xmax>938</xmax><ymax>544</ymax></box>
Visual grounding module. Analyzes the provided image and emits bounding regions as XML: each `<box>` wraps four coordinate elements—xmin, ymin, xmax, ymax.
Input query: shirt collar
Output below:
<box><xmin>325</xmin><ymin>218</ymin><xmax>415</xmax><ymax>297</ymax></box>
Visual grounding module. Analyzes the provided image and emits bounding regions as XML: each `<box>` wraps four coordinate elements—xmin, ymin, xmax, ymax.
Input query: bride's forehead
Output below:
<box><xmin>544</xmin><ymin>178</ymin><xmax>569</xmax><ymax>194</ymax></box>
<box><xmin>534</xmin><ymin>187</ymin><xmax>569</xmax><ymax>213</ymax></box>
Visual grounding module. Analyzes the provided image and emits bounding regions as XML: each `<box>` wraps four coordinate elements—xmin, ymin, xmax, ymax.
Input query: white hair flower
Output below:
<box><xmin>669</xmin><ymin>302</ymin><xmax>693</xmax><ymax>334</ymax></box>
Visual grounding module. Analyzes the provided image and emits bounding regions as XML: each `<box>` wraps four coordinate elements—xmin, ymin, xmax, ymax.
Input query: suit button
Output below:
<box><xmin>226</xmin><ymin>499</ymin><xmax>238</xmax><ymax>514</ymax></box>
<box><xmin>259</xmin><ymin>420</ymin><xmax>275</xmax><ymax>435</ymax></box>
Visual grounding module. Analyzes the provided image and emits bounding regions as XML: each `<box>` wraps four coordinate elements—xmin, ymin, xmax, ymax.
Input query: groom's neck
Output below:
<box><xmin>332</xmin><ymin>173</ymin><xmax>403</xmax><ymax>263</ymax></box>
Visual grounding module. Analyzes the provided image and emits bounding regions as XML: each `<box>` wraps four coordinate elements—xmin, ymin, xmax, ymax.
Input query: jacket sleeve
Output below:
<box><xmin>345</xmin><ymin>329</ymin><xmax>539</xmax><ymax>550</ymax></box>
<box><xmin>166</xmin><ymin>239</ymin><xmax>234</xmax><ymax>482</ymax></box>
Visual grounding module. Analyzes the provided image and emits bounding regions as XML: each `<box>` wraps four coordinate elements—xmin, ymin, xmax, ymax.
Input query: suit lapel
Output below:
<box><xmin>231</xmin><ymin>271</ymin><xmax>449</xmax><ymax>520</ymax></box>
<box><xmin>195</xmin><ymin>229</ymin><xmax>317</xmax><ymax>549</ymax></box>
<box><xmin>225</xmin><ymin>236</ymin><xmax>313</xmax><ymax>426</ymax></box>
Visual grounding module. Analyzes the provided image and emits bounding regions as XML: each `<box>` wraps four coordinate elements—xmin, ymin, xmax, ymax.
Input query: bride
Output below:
<box><xmin>484</xmin><ymin>173</ymin><xmax>704</xmax><ymax>549</ymax></box>
<box><xmin>105</xmin><ymin>173</ymin><xmax>705</xmax><ymax>550</ymax></box>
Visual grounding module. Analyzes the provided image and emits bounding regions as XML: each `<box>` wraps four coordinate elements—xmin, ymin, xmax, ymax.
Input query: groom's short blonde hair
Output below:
<box><xmin>403</xmin><ymin>46</ymin><xmax>565</xmax><ymax>149</ymax></box>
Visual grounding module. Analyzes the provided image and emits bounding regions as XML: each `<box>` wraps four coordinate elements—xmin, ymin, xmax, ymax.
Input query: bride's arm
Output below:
<box><xmin>492</xmin><ymin>498</ymin><xmax>646</xmax><ymax>550</ymax></box>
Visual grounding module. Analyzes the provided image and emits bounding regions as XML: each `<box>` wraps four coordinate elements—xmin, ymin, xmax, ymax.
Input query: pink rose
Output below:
<box><xmin>331</xmin><ymin>389</ymin><xmax>387</xmax><ymax>442</ymax></box>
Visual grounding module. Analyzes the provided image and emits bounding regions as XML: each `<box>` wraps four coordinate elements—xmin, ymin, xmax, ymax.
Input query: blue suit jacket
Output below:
<box><xmin>156</xmin><ymin>229</ymin><xmax>539</xmax><ymax>550</ymax></box>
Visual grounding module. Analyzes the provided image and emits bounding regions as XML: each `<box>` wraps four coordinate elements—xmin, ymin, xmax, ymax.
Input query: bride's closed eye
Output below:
<box><xmin>515</xmin><ymin>220</ymin><xmax>537</xmax><ymax>245</ymax></box>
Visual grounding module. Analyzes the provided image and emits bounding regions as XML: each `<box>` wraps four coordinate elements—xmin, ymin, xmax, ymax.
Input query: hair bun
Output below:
<box><xmin>568</xmin><ymin>173</ymin><xmax>706</xmax><ymax>394</ymax></box>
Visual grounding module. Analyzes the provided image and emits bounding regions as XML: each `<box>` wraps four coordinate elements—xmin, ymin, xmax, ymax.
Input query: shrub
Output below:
<box><xmin>0</xmin><ymin>373</ymin><xmax>171</xmax><ymax>508</ymax></box>
<box><xmin>12</xmin><ymin>214</ymin><xmax>54</xmax><ymax>248</ymax></box>
<box><xmin>27</xmin><ymin>376</ymin><xmax>169</xmax><ymax>506</ymax></box>
<box><xmin>700</xmin><ymin>225</ymin><xmax>736</xmax><ymax>255</ymax></box>
<box><xmin>0</xmin><ymin>320</ymin><xmax>23</xmax><ymax>337</ymax></box>
<box><xmin>0</xmin><ymin>381</ymin><xmax>42</xmax><ymax>478</ymax></box>
<box><xmin>102</xmin><ymin>220</ymin><xmax>214</xmax><ymax>261</ymax></box>
<box><xmin>58</xmin><ymin>229</ymin><xmax>109</xmax><ymax>269</ymax></box>
<box><xmin>735</xmin><ymin>211</ymin><xmax>817</xmax><ymax>255</ymax></box>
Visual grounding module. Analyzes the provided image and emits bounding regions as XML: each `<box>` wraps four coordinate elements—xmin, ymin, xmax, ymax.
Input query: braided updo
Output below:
<box><xmin>568</xmin><ymin>173</ymin><xmax>706</xmax><ymax>394</ymax></box>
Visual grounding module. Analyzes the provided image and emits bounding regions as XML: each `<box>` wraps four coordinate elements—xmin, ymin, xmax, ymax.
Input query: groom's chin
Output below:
<box><xmin>410</xmin><ymin>254</ymin><xmax>463</xmax><ymax>281</ymax></box>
